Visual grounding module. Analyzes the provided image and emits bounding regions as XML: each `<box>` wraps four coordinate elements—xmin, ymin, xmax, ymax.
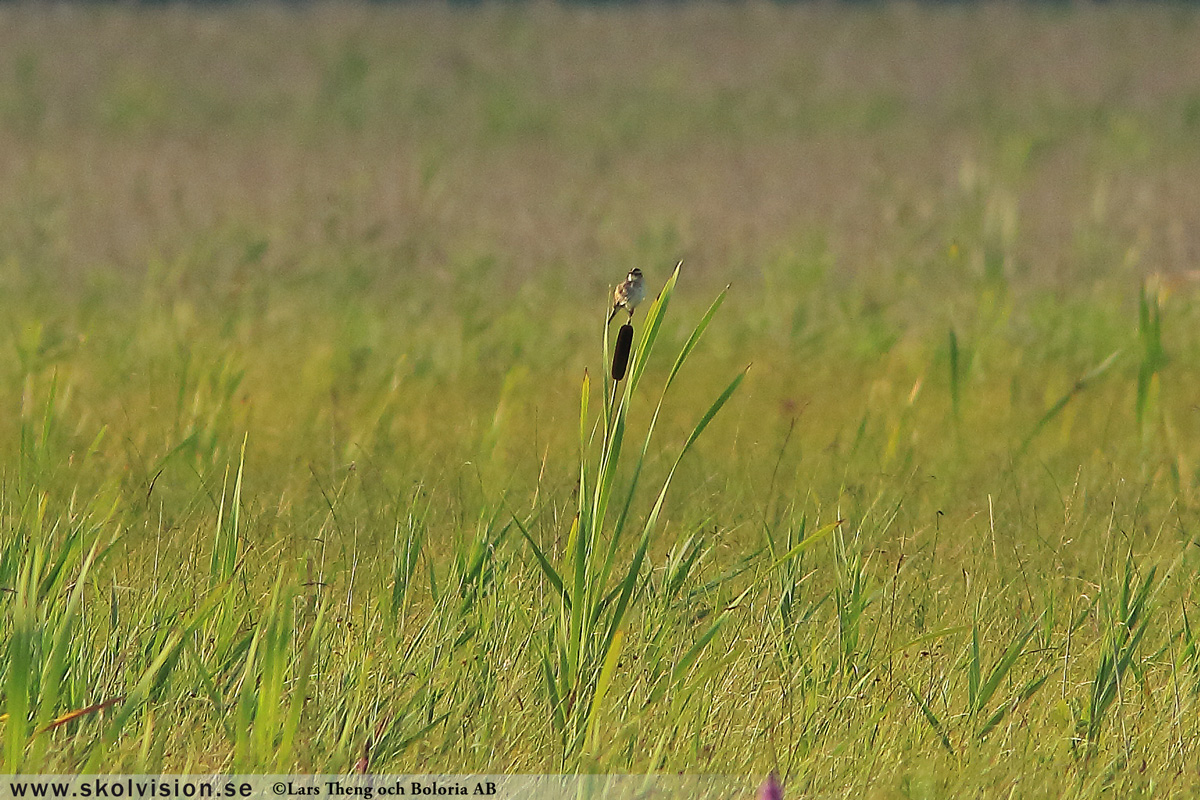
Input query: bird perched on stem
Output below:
<box><xmin>608</xmin><ymin>268</ymin><xmax>646</xmax><ymax>323</ymax></box>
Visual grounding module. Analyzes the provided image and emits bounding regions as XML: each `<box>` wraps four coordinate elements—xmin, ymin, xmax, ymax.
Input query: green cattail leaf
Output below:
<box><xmin>579</xmin><ymin>369</ymin><xmax>590</xmax><ymax>464</ymax></box>
<box><xmin>677</xmin><ymin>367</ymin><xmax>747</xmax><ymax>457</ymax></box>
<box><xmin>663</xmin><ymin>284</ymin><xmax>728</xmax><ymax>392</ymax></box>
<box><xmin>600</xmin><ymin>523</ymin><xmax>655</xmax><ymax>663</ymax></box>
<box><xmin>600</xmin><ymin>367</ymin><xmax>747</xmax><ymax>654</ymax></box>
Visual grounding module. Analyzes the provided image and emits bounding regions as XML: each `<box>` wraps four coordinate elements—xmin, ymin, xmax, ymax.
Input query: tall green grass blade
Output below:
<box><xmin>974</xmin><ymin>618</ymin><xmax>1039</xmax><ymax>715</ymax></box>
<box><xmin>670</xmin><ymin>586</ymin><xmax>750</xmax><ymax>686</ymax></box>
<box><xmin>5</xmin><ymin>564</ymin><xmax>34</xmax><ymax>770</ymax></box>
<box><xmin>95</xmin><ymin>588</ymin><xmax>226</xmax><ymax>760</ymax></box>
<box><xmin>1015</xmin><ymin>350</ymin><xmax>1120</xmax><ymax>459</ymax></box>
<box><xmin>31</xmin><ymin>540</ymin><xmax>103</xmax><ymax>743</ymax></box>
<box><xmin>185</xmin><ymin>639</ymin><xmax>232</xmax><ymax>739</ymax></box>
<box><xmin>1136</xmin><ymin>283</ymin><xmax>1166</xmax><ymax>431</ymax></box>
<box><xmin>541</xmin><ymin>646</ymin><xmax>567</xmax><ymax>737</ymax></box>
<box><xmin>761</xmin><ymin>518</ymin><xmax>840</xmax><ymax>581</ymax></box>
<box><xmin>513</xmin><ymin>511</ymin><xmax>566</xmax><ymax>603</ymax></box>
<box><xmin>968</xmin><ymin>624</ymin><xmax>981</xmax><ymax>712</ymax></box>
<box><xmin>904</xmin><ymin>680</ymin><xmax>955</xmax><ymax>755</ymax></box>
<box><xmin>277</xmin><ymin>600</ymin><xmax>326</xmax><ymax>769</ymax></box>
<box><xmin>585</xmin><ymin>628</ymin><xmax>624</xmax><ymax>750</ymax></box>
<box><xmin>949</xmin><ymin>327</ymin><xmax>961</xmax><ymax>422</ymax></box>
<box><xmin>253</xmin><ymin>575</ymin><xmax>292</xmax><ymax>762</ymax></box>
<box><xmin>209</xmin><ymin>438</ymin><xmax>246</xmax><ymax>586</ymax></box>
<box><xmin>580</xmin><ymin>369</ymin><xmax>590</xmax><ymax>459</ymax></box>
<box><xmin>977</xmin><ymin>673</ymin><xmax>1048</xmax><ymax>740</ymax></box>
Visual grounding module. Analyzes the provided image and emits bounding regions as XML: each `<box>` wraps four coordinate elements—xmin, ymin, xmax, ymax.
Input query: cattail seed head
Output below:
<box><xmin>612</xmin><ymin>323</ymin><xmax>634</xmax><ymax>380</ymax></box>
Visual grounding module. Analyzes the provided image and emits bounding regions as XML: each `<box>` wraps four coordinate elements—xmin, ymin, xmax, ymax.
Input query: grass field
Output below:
<box><xmin>3</xmin><ymin>2</ymin><xmax>1200</xmax><ymax>794</ymax></box>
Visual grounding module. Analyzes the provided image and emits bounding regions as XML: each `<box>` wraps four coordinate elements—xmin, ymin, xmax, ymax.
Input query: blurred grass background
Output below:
<box><xmin>2</xmin><ymin>2</ymin><xmax>1200</xmax><ymax>794</ymax></box>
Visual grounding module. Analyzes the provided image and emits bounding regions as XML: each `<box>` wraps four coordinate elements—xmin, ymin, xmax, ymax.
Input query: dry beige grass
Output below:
<box><xmin>2</xmin><ymin>2</ymin><xmax>1200</xmax><ymax>295</ymax></box>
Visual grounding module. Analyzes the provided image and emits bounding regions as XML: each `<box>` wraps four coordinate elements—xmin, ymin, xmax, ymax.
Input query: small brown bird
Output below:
<box><xmin>608</xmin><ymin>268</ymin><xmax>646</xmax><ymax>323</ymax></box>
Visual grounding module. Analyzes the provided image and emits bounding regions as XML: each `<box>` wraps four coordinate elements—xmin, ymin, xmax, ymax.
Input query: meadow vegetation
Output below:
<box><xmin>3</xmin><ymin>3</ymin><xmax>1200</xmax><ymax>795</ymax></box>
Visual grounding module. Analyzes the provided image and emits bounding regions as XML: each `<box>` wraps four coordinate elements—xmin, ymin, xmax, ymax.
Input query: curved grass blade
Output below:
<box><xmin>1015</xmin><ymin>350</ymin><xmax>1120</xmax><ymax>460</ymax></box>
<box><xmin>977</xmin><ymin>673</ymin><xmax>1048</xmax><ymax>740</ymax></box>
<box><xmin>511</xmin><ymin>511</ymin><xmax>567</xmax><ymax>605</ymax></box>
<box><xmin>903</xmin><ymin>680</ymin><xmax>955</xmax><ymax>755</ymax></box>
<box><xmin>974</xmin><ymin>618</ymin><xmax>1040</xmax><ymax>716</ymax></box>
<box><xmin>669</xmin><ymin>586</ymin><xmax>751</xmax><ymax>686</ymax></box>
